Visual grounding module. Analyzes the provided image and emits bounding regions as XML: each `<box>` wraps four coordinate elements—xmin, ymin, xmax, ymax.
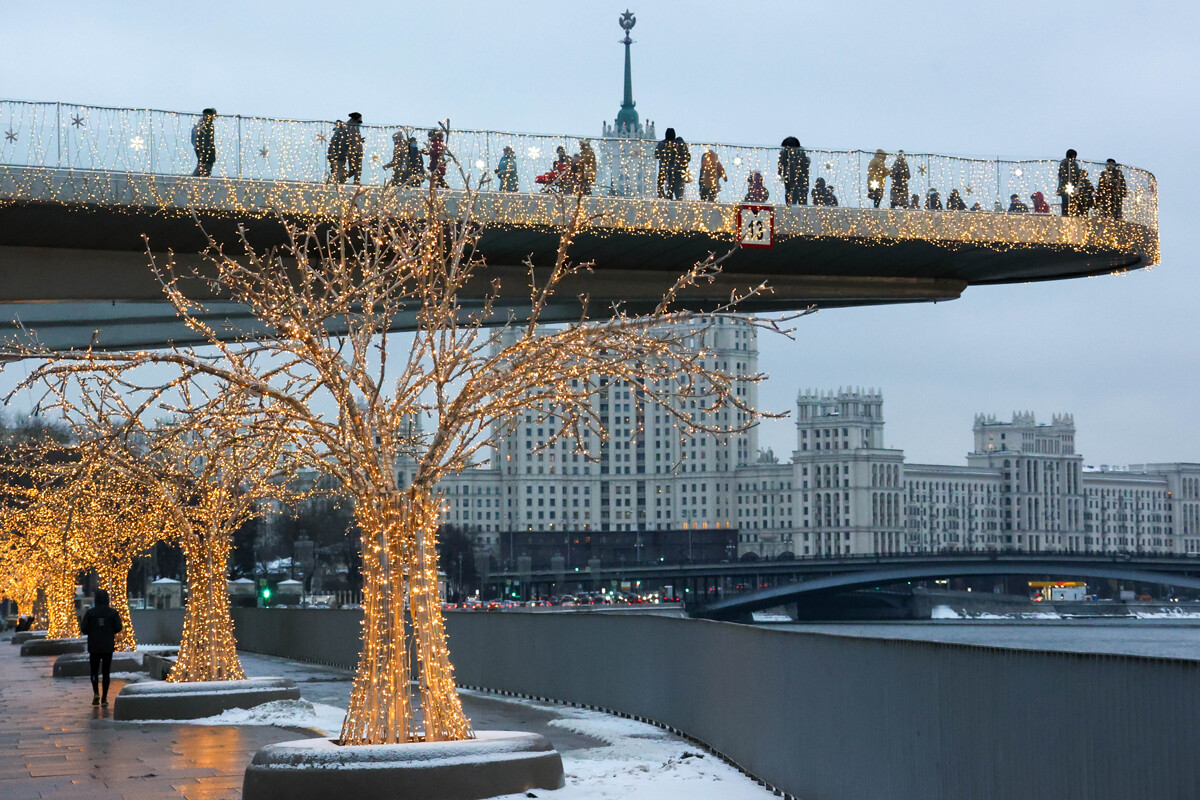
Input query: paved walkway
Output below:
<box><xmin>0</xmin><ymin>634</ymin><xmax>603</xmax><ymax>800</ymax></box>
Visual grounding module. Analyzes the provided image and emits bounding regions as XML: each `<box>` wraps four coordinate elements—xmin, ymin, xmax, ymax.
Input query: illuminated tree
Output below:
<box><xmin>59</xmin><ymin>452</ymin><xmax>176</xmax><ymax>651</ymax></box>
<box><xmin>26</xmin><ymin>380</ymin><xmax>297</xmax><ymax>680</ymax></box>
<box><xmin>16</xmin><ymin>168</ymin><xmax>790</xmax><ymax>743</ymax></box>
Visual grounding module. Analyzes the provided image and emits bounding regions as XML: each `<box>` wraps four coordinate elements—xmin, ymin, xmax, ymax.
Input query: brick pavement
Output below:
<box><xmin>1</xmin><ymin>636</ymin><xmax>604</xmax><ymax>800</ymax></box>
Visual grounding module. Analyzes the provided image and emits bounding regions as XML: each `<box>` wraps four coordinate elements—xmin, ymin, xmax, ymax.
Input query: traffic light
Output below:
<box><xmin>260</xmin><ymin>585</ymin><xmax>271</xmax><ymax>607</ymax></box>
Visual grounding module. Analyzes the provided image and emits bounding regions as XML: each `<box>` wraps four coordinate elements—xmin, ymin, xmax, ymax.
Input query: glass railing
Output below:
<box><xmin>0</xmin><ymin>100</ymin><xmax>1158</xmax><ymax>228</ymax></box>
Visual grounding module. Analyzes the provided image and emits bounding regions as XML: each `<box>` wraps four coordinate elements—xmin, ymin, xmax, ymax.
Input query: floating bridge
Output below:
<box><xmin>0</xmin><ymin>101</ymin><xmax>1159</xmax><ymax>351</ymax></box>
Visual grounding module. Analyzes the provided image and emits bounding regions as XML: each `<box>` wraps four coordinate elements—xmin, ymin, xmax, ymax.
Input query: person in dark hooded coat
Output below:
<box><xmin>811</xmin><ymin>177</ymin><xmax>837</xmax><ymax>206</ymax></box>
<box><xmin>778</xmin><ymin>136</ymin><xmax>811</xmax><ymax>206</ymax></box>
<box><xmin>1096</xmin><ymin>158</ymin><xmax>1128</xmax><ymax>219</ymax></box>
<box><xmin>925</xmin><ymin>187</ymin><xmax>943</xmax><ymax>211</ymax></box>
<box><xmin>79</xmin><ymin>589</ymin><xmax>123</xmax><ymax>706</ymax></box>
<box><xmin>327</xmin><ymin>120</ymin><xmax>349</xmax><ymax>184</ymax></box>
<box><xmin>946</xmin><ymin>189</ymin><xmax>967</xmax><ymax>211</ymax></box>
<box><xmin>889</xmin><ymin>152</ymin><xmax>911</xmax><ymax>208</ymax></box>
<box><xmin>191</xmin><ymin>108</ymin><xmax>217</xmax><ymax>177</ymax></box>
<box><xmin>1057</xmin><ymin>148</ymin><xmax>1083</xmax><ymax>216</ymax></box>
<box><xmin>655</xmin><ymin>128</ymin><xmax>689</xmax><ymax>199</ymax></box>
<box><xmin>345</xmin><ymin>113</ymin><xmax>365</xmax><ymax>185</ymax></box>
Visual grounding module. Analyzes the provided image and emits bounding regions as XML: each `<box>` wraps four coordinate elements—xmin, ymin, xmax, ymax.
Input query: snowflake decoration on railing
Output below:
<box><xmin>4</xmin><ymin>129</ymin><xmax>16</xmax><ymax>143</ymax></box>
<box><xmin>259</xmin><ymin>146</ymin><xmax>269</xmax><ymax>159</ymax></box>
<box><xmin>70</xmin><ymin>115</ymin><xmax>86</xmax><ymax>128</ymax></box>
<box><xmin>130</xmin><ymin>136</ymin><xmax>145</xmax><ymax>151</ymax></box>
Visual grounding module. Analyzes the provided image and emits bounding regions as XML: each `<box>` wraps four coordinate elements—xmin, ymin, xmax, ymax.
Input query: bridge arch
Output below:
<box><xmin>693</xmin><ymin>560</ymin><xmax>1200</xmax><ymax>621</ymax></box>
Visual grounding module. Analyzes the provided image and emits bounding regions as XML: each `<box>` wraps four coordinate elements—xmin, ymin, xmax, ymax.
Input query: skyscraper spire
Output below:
<box><xmin>603</xmin><ymin>9</ymin><xmax>653</xmax><ymax>140</ymax></box>
<box><xmin>615</xmin><ymin>10</ymin><xmax>639</xmax><ymax>132</ymax></box>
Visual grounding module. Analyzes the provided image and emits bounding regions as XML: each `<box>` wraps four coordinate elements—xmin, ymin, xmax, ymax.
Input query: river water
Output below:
<box><xmin>759</xmin><ymin>617</ymin><xmax>1200</xmax><ymax>661</ymax></box>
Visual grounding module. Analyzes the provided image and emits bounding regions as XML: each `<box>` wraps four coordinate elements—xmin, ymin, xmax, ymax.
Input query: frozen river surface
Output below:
<box><xmin>760</xmin><ymin>618</ymin><xmax>1200</xmax><ymax>660</ymax></box>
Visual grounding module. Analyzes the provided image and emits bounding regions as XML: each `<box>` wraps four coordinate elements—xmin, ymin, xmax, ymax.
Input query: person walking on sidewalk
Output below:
<box><xmin>79</xmin><ymin>589</ymin><xmax>122</xmax><ymax>706</ymax></box>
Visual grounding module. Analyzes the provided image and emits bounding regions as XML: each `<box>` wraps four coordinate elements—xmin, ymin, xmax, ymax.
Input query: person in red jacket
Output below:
<box><xmin>79</xmin><ymin>590</ymin><xmax>123</xmax><ymax>706</ymax></box>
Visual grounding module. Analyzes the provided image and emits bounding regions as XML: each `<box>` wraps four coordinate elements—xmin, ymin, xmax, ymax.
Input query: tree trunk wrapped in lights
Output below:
<box><xmin>172</xmin><ymin>525</ymin><xmax>246</xmax><ymax>681</ymax></box>
<box><xmin>341</xmin><ymin>486</ymin><xmax>470</xmax><ymax>744</ymax></box>
<box><xmin>15</xmin><ymin>153</ymin><xmax>800</xmax><ymax>743</ymax></box>
<box><xmin>95</xmin><ymin>558</ymin><xmax>137</xmax><ymax>652</ymax></box>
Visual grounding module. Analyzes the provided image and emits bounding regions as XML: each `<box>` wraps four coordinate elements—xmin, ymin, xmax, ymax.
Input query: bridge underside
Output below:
<box><xmin>693</xmin><ymin>561</ymin><xmax>1200</xmax><ymax>621</ymax></box>
<box><xmin>0</xmin><ymin>172</ymin><xmax>1156</xmax><ymax>351</ymax></box>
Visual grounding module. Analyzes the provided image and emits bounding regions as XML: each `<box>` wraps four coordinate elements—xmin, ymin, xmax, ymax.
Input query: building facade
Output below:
<box><xmin>428</xmin><ymin>319</ymin><xmax>1200</xmax><ymax>563</ymax></box>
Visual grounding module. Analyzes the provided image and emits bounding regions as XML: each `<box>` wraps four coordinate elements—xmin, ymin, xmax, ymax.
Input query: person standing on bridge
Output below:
<box><xmin>79</xmin><ymin>589</ymin><xmax>122</xmax><ymax>706</ymax></box>
<box><xmin>778</xmin><ymin>137</ymin><xmax>811</xmax><ymax>206</ymax></box>
<box><xmin>345</xmin><ymin>113</ymin><xmax>365</xmax><ymax>185</ymax></box>
<box><xmin>327</xmin><ymin>120</ymin><xmax>348</xmax><ymax>183</ymax></box>
<box><xmin>1096</xmin><ymin>159</ymin><xmax>1127</xmax><ymax>220</ymax></box>
<box><xmin>889</xmin><ymin>151</ymin><xmax>911</xmax><ymax>208</ymax></box>
<box><xmin>191</xmin><ymin>108</ymin><xmax>217</xmax><ymax>177</ymax></box>
<box><xmin>866</xmin><ymin>149</ymin><xmax>890</xmax><ymax>208</ymax></box>
<box><xmin>698</xmin><ymin>148</ymin><xmax>726</xmax><ymax>201</ymax></box>
<box><xmin>655</xmin><ymin>128</ymin><xmax>689</xmax><ymax>200</ymax></box>
<box><xmin>494</xmin><ymin>146</ymin><xmax>518</xmax><ymax>192</ymax></box>
<box><xmin>382</xmin><ymin>131</ymin><xmax>408</xmax><ymax>187</ymax></box>
<box><xmin>1057</xmin><ymin>148</ymin><xmax>1083</xmax><ymax>216</ymax></box>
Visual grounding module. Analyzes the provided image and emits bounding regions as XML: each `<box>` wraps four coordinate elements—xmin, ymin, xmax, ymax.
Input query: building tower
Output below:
<box><xmin>791</xmin><ymin>388</ymin><xmax>905</xmax><ymax>556</ymax></box>
<box><xmin>967</xmin><ymin>412</ymin><xmax>1084</xmax><ymax>552</ymax></box>
<box><xmin>599</xmin><ymin>10</ymin><xmax>657</xmax><ymax>197</ymax></box>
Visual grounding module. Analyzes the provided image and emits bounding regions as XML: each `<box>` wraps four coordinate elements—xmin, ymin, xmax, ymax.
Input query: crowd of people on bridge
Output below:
<box><xmin>188</xmin><ymin>109</ymin><xmax>1131</xmax><ymax>220</ymax></box>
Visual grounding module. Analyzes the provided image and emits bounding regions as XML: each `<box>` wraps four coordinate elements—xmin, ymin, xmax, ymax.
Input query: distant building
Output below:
<box><xmin>422</xmin><ymin>319</ymin><xmax>1200</xmax><ymax>565</ymax></box>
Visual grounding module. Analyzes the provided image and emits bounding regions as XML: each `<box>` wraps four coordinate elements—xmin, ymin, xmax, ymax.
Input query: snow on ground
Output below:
<box><xmin>144</xmin><ymin>651</ymin><xmax>775</xmax><ymax>797</ymax></box>
<box><xmin>469</xmin><ymin>692</ymin><xmax>775</xmax><ymax>800</ymax></box>
<box><xmin>184</xmin><ymin>698</ymin><xmax>347</xmax><ymax>735</ymax></box>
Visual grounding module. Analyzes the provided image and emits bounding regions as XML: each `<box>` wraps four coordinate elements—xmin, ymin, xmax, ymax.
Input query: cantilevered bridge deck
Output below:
<box><xmin>0</xmin><ymin>101</ymin><xmax>1159</xmax><ymax>351</ymax></box>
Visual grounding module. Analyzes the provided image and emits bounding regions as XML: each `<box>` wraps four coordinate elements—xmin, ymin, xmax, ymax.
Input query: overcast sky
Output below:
<box><xmin>2</xmin><ymin>1</ymin><xmax>1197</xmax><ymax>467</ymax></box>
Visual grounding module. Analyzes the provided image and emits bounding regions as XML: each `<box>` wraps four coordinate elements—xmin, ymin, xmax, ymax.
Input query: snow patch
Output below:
<box><xmin>750</xmin><ymin>612</ymin><xmax>792</xmax><ymax>622</ymax></box>
<box><xmin>147</xmin><ymin>698</ymin><xmax>347</xmax><ymax>735</ymax></box>
<box><xmin>931</xmin><ymin>605</ymin><xmax>962</xmax><ymax>619</ymax></box>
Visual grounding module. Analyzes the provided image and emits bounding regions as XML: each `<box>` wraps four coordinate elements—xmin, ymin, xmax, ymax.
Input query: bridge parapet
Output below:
<box><xmin>0</xmin><ymin>100</ymin><xmax>1158</xmax><ymax>262</ymax></box>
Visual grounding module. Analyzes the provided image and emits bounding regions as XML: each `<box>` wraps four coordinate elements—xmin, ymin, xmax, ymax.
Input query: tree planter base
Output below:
<box><xmin>53</xmin><ymin>651</ymin><xmax>144</xmax><ymax>677</ymax></box>
<box><xmin>113</xmin><ymin>677</ymin><xmax>300</xmax><ymax>721</ymax></box>
<box><xmin>21</xmin><ymin>637</ymin><xmax>86</xmax><ymax>656</ymax></box>
<box><xmin>242</xmin><ymin>730</ymin><xmax>565</xmax><ymax>800</ymax></box>
<box><xmin>11</xmin><ymin>630</ymin><xmax>47</xmax><ymax>645</ymax></box>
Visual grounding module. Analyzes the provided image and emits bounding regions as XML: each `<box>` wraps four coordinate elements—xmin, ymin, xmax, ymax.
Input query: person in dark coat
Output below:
<box><xmin>743</xmin><ymin>171</ymin><xmax>769</xmax><ymax>202</ymax></box>
<box><xmin>946</xmin><ymin>189</ymin><xmax>967</xmax><ymax>211</ymax></box>
<box><xmin>655</xmin><ymin>128</ymin><xmax>690</xmax><ymax>200</ymax></box>
<box><xmin>79</xmin><ymin>589</ymin><xmax>122</xmax><ymax>706</ymax></box>
<box><xmin>925</xmin><ymin>187</ymin><xmax>942</xmax><ymax>211</ymax></box>
<box><xmin>698</xmin><ymin>148</ymin><xmax>726</xmax><ymax>201</ymax></box>
<box><xmin>403</xmin><ymin>137</ymin><xmax>425</xmax><ymax>186</ymax></box>
<box><xmin>191</xmin><ymin>108</ymin><xmax>217</xmax><ymax>177</ymax></box>
<box><xmin>778</xmin><ymin>136</ymin><xmax>811</xmax><ymax>206</ymax></box>
<box><xmin>1096</xmin><ymin>159</ymin><xmax>1127</xmax><ymax>219</ymax></box>
<box><xmin>909</xmin><ymin>193</ymin><xmax>921</xmax><ymax>209</ymax></box>
<box><xmin>345</xmin><ymin>113</ymin><xmax>365</xmax><ymax>185</ymax></box>
<box><xmin>1008</xmin><ymin>193</ymin><xmax>1030</xmax><ymax>213</ymax></box>
<box><xmin>811</xmin><ymin>177</ymin><xmax>837</xmax><ymax>206</ymax></box>
<box><xmin>889</xmin><ymin>152</ymin><xmax>910</xmax><ymax>208</ymax></box>
<box><xmin>1057</xmin><ymin>148</ymin><xmax>1082</xmax><ymax>216</ymax></box>
<box><xmin>327</xmin><ymin>120</ymin><xmax>349</xmax><ymax>184</ymax></box>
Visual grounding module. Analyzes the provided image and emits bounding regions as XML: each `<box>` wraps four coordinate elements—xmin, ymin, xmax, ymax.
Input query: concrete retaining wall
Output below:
<box><xmin>129</xmin><ymin>608</ymin><xmax>1200</xmax><ymax>800</ymax></box>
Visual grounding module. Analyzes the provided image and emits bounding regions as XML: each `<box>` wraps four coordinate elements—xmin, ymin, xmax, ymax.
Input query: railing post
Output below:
<box><xmin>55</xmin><ymin>103</ymin><xmax>61</xmax><ymax>168</ymax></box>
<box><xmin>237</xmin><ymin>115</ymin><xmax>243</xmax><ymax>179</ymax></box>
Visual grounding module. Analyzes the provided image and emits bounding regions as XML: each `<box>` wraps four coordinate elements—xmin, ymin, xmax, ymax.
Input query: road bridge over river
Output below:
<box><xmin>0</xmin><ymin>100</ymin><xmax>1159</xmax><ymax>350</ymax></box>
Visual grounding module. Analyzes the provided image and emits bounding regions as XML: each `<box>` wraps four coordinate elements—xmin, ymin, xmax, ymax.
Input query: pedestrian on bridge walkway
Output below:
<box><xmin>191</xmin><ymin>108</ymin><xmax>216</xmax><ymax>177</ymax></box>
